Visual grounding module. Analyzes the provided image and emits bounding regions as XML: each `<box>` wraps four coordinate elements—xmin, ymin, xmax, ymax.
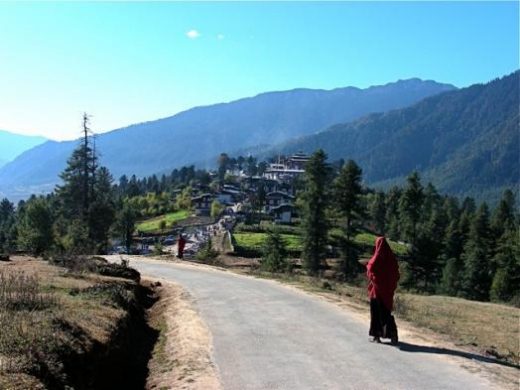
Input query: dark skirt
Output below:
<box><xmin>369</xmin><ymin>298</ymin><xmax>398</xmax><ymax>342</ymax></box>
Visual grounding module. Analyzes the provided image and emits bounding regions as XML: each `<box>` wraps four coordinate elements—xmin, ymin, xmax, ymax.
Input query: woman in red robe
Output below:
<box><xmin>366</xmin><ymin>236</ymin><xmax>400</xmax><ymax>344</ymax></box>
<box><xmin>177</xmin><ymin>234</ymin><xmax>186</xmax><ymax>259</ymax></box>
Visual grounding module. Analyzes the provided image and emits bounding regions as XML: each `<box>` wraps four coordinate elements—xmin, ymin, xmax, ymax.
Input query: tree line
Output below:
<box><xmin>297</xmin><ymin>150</ymin><xmax>518</xmax><ymax>304</ymax></box>
<box><xmin>0</xmin><ymin>132</ymin><xmax>517</xmax><ymax>304</ymax></box>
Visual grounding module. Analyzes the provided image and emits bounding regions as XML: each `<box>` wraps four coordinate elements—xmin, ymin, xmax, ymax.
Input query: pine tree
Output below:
<box><xmin>414</xmin><ymin>207</ymin><xmax>447</xmax><ymax>291</ymax></box>
<box><xmin>423</xmin><ymin>183</ymin><xmax>442</xmax><ymax>222</ymax></box>
<box><xmin>218</xmin><ymin>153</ymin><xmax>230</xmax><ymax>183</ymax></box>
<box><xmin>399</xmin><ymin>171</ymin><xmax>424</xmax><ymax>246</ymax></box>
<box><xmin>441</xmin><ymin>219</ymin><xmax>464</xmax><ymax>263</ymax></box>
<box><xmin>0</xmin><ymin>198</ymin><xmax>14</xmax><ymax>222</ymax></box>
<box><xmin>385</xmin><ymin>186</ymin><xmax>402</xmax><ymax>240</ymax></box>
<box><xmin>333</xmin><ymin>160</ymin><xmax>364</xmax><ymax>279</ymax></box>
<box><xmin>261</xmin><ymin>229</ymin><xmax>288</xmax><ymax>273</ymax></box>
<box><xmin>0</xmin><ymin>198</ymin><xmax>16</xmax><ymax>253</ymax></box>
<box><xmin>300</xmin><ymin>149</ymin><xmax>330</xmax><ymax>275</ymax></box>
<box><xmin>489</xmin><ymin>229</ymin><xmax>520</xmax><ymax>302</ymax></box>
<box><xmin>55</xmin><ymin>114</ymin><xmax>116</xmax><ymax>253</ymax></box>
<box><xmin>439</xmin><ymin>258</ymin><xmax>463</xmax><ymax>296</ymax></box>
<box><xmin>461</xmin><ymin>203</ymin><xmax>492</xmax><ymax>301</ymax></box>
<box><xmin>17</xmin><ymin>197</ymin><xmax>54</xmax><ymax>255</ymax></box>
<box><xmin>442</xmin><ymin>196</ymin><xmax>460</xmax><ymax>222</ymax></box>
<box><xmin>369</xmin><ymin>191</ymin><xmax>386</xmax><ymax>235</ymax></box>
<box><xmin>88</xmin><ymin>167</ymin><xmax>116</xmax><ymax>253</ymax></box>
<box><xmin>399</xmin><ymin>172</ymin><xmax>424</xmax><ymax>286</ymax></box>
<box><xmin>115</xmin><ymin>200</ymin><xmax>137</xmax><ymax>253</ymax></box>
<box><xmin>246</xmin><ymin>156</ymin><xmax>257</xmax><ymax>177</ymax></box>
<box><xmin>490</xmin><ymin>189</ymin><xmax>516</xmax><ymax>239</ymax></box>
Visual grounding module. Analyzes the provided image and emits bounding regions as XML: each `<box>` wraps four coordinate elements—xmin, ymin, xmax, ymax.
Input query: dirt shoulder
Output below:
<box><xmin>146</xmin><ymin>279</ymin><xmax>221</xmax><ymax>390</ymax></box>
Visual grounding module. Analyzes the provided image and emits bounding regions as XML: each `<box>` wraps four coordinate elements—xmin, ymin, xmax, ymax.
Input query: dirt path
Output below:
<box><xmin>110</xmin><ymin>256</ymin><xmax>516</xmax><ymax>390</ymax></box>
<box><xmin>146</xmin><ymin>280</ymin><xmax>221</xmax><ymax>390</ymax></box>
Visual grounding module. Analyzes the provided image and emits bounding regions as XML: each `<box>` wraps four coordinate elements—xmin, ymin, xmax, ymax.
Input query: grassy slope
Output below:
<box><xmin>137</xmin><ymin>210</ymin><xmax>190</xmax><ymax>233</ymax></box>
<box><xmin>233</xmin><ymin>230</ymin><xmax>408</xmax><ymax>256</ymax></box>
<box><xmin>0</xmin><ymin>258</ymin><xmax>142</xmax><ymax>389</ymax></box>
<box><xmin>234</xmin><ymin>232</ymin><xmax>302</xmax><ymax>251</ymax></box>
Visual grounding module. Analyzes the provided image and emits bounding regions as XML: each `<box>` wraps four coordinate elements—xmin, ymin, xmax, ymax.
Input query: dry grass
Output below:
<box><xmin>0</xmin><ymin>257</ymin><xmax>138</xmax><ymax>389</ymax></box>
<box><xmin>393</xmin><ymin>293</ymin><xmax>519</xmax><ymax>363</ymax></box>
<box><xmin>146</xmin><ymin>280</ymin><xmax>221</xmax><ymax>390</ymax></box>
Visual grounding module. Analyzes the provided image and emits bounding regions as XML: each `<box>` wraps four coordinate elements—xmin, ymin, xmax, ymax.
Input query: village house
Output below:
<box><xmin>216</xmin><ymin>189</ymin><xmax>238</xmax><ymax>205</ymax></box>
<box><xmin>270</xmin><ymin>203</ymin><xmax>295</xmax><ymax>224</ymax></box>
<box><xmin>263</xmin><ymin>152</ymin><xmax>310</xmax><ymax>181</ymax></box>
<box><xmin>191</xmin><ymin>193</ymin><xmax>214</xmax><ymax>216</ymax></box>
<box><xmin>264</xmin><ymin>191</ymin><xmax>295</xmax><ymax>213</ymax></box>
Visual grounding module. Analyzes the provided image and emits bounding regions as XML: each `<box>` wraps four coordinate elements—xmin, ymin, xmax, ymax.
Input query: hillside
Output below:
<box><xmin>0</xmin><ymin>79</ymin><xmax>454</xmax><ymax>199</ymax></box>
<box><xmin>0</xmin><ymin>130</ymin><xmax>47</xmax><ymax>168</ymax></box>
<box><xmin>265</xmin><ymin>71</ymin><xmax>519</xmax><ymax>202</ymax></box>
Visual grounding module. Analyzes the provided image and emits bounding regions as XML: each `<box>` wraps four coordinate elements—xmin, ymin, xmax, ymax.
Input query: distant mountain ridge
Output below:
<box><xmin>0</xmin><ymin>130</ymin><xmax>47</xmax><ymax>168</ymax></box>
<box><xmin>0</xmin><ymin>78</ymin><xmax>454</xmax><ymax>199</ymax></box>
<box><xmin>262</xmin><ymin>71</ymin><xmax>519</xmax><ymax>202</ymax></box>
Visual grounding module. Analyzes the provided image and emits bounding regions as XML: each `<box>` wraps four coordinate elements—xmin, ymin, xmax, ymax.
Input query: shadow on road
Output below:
<box><xmin>394</xmin><ymin>341</ymin><xmax>519</xmax><ymax>369</ymax></box>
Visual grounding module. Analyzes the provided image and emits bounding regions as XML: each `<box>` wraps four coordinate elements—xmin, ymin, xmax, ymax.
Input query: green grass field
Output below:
<box><xmin>329</xmin><ymin>228</ymin><xmax>409</xmax><ymax>256</ymax></box>
<box><xmin>233</xmin><ymin>232</ymin><xmax>302</xmax><ymax>252</ymax></box>
<box><xmin>354</xmin><ymin>232</ymin><xmax>409</xmax><ymax>256</ymax></box>
<box><xmin>234</xmin><ymin>229</ymin><xmax>408</xmax><ymax>256</ymax></box>
<box><xmin>136</xmin><ymin>210</ymin><xmax>190</xmax><ymax>233</ymax></box>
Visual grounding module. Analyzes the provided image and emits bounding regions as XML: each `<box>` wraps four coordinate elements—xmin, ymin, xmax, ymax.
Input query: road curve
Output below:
<box><xmin>128</xmin><ymin>258</ymin><xmax>493</xmax><ymax>390</ymax></box>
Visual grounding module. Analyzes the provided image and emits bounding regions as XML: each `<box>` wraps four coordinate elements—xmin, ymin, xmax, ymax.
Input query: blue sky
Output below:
<box><xmin>0</xmin><ymin>1</ymin><xmax>518</xmax><ymax>140</ymax></box>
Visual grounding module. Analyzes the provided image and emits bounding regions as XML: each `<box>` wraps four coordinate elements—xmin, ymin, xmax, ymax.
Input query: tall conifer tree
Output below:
<box><xmin>333</xmin><ymin>160</ymin><xmax>364</xmax><ymax>279</ymax></box>
<box><xmin>300</xmin><ymin>149</ymin><xmax>330</xmax><ymax>275</ymax></box>
<box><xmin>461</xmin><ymin>203</ymin><xmax>492</xmax><ymax>300</ymax></box>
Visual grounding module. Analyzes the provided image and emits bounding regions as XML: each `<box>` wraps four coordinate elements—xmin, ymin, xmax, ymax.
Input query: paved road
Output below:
<box><xmin>128</xmin><ymin>258</ymin><xmax>493</xmax><ymax>390</ymax></box>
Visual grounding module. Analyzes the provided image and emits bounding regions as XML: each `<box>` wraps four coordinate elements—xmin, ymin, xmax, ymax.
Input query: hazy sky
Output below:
<box><xmin>0</xmin><ymin>1</ymin><xmax>518</xmax><ymax>140</ymax></box>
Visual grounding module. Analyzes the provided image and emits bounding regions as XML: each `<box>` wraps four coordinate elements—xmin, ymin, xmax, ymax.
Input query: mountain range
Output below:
<box><xmin>0</xmin><ymin>78</ymin><xmax>455</xmax><ymax>199</ymax></box>
<box><xmin>263</xmin><ymin>71</ymin><xmax>519</xmax><ymax>203</ymax></box>
<box><xmin>0</xmin><ymin>130</ymin><xmax>47</xmax><ymax>169</ymax></box>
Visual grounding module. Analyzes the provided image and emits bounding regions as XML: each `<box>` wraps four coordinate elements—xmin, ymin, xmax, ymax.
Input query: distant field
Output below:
<box><xmin>329</xmin><ymin>228</ymin><xmax>409</xmax><ymax>256</ymax></box>
<box><xmin>137</xmin><ymin>210</ymin><xmax>190</xmax><ymax>233</ymax></box>
<box><xmin>354</xmin><ymin>232</ymin><xmax>409</xmax><ymax>256</ymax></box>
<box><xmin>233</xmin><ymin>229</ymin><xmax>408</xmax><ymax>257</ymax></box>
<box><xmin>233</xmin><ymin>232</ymin><xmax>302</xmax><ymax>252</ymax></box>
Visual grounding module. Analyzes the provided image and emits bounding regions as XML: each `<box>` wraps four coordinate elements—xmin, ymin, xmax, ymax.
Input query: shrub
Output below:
<box><xmin>261</xmin><ymin>230</ymin><xmax>289</xmax><ymax>273</ymax></box>
<box><xmin>75</xmin><ymin>282</ymin><xmax>135</xmax><ymax>310</ymax></box>
<box><xmin>196</xmin><ymin>239</ymin><xmax>219</xmax><ymax>262</ymax></box>
<box><xmin>153</xmin><ymin>242</ymin><xmax>164</xmax><ymax>256</ymax></box>
<box><xmin>49</xmin><ymin>255</ymin><xmax>140</xmax><ymax>282</ymax></box>
<box><xmin>0</xmin><ymin>270</ymin><xmax>56</xmax><ymax>311</ymax></box>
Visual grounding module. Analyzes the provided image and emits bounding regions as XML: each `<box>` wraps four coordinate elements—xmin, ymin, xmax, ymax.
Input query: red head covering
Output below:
<box><xmin>366</xmin><ymin>237</ymin><xmax>400</xmax><ymax>311</ymax></box>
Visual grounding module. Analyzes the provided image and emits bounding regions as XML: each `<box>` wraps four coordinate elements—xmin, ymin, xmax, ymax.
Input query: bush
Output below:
<box><xmin>153</xmin><ymin>242</ymin><xmax>164</xmax><ymax>256</ymax></box>
<box><xmin>196</xmin><ymin>239</ymin><xmax>219</xmax><ymax>262</ymax></box>
<box><xmin>50</xmin><ymin>255</ymin><xmax>140</xmax><ymax>282</ymax></box>
<box><xmin>74</xmin><ymin>282</ymin><xmax>136</xmax><ymax>310</ymax></box>
<box><xmin>261</xmin><ymin>230</ymin><xmax>289</xmax><ymax>273</ymax></box>
<box><xmin>0</xmin><ymin>270</ymin><xmax>56</xmax><ymax>311</ymax></box>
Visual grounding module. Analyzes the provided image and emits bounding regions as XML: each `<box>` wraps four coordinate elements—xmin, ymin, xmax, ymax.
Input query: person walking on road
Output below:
<box><xmin>177</xmin><ymin>233</ymin><xmax>186</xmax><ymax>259</ymax></box>
<box><xmin>366</xmin><ymin>236</ymin><xmax>400</xmax><ymax>344</ymax></box>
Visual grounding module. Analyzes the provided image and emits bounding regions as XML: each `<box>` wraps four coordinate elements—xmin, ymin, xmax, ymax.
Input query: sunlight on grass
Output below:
<box><xmin>354</xmin><ymin>232</ymin><xmax>409</xmax><ymax>256</ymax></box>
<box><xmin>233</xmin><ymin>232</ymin><xmax>302</xmax><ymax>251</ymax></box>
<box><xmin>137</xmin><ymin>210</ymin><xmax>190</xmax><ymax>233</ymax></box>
